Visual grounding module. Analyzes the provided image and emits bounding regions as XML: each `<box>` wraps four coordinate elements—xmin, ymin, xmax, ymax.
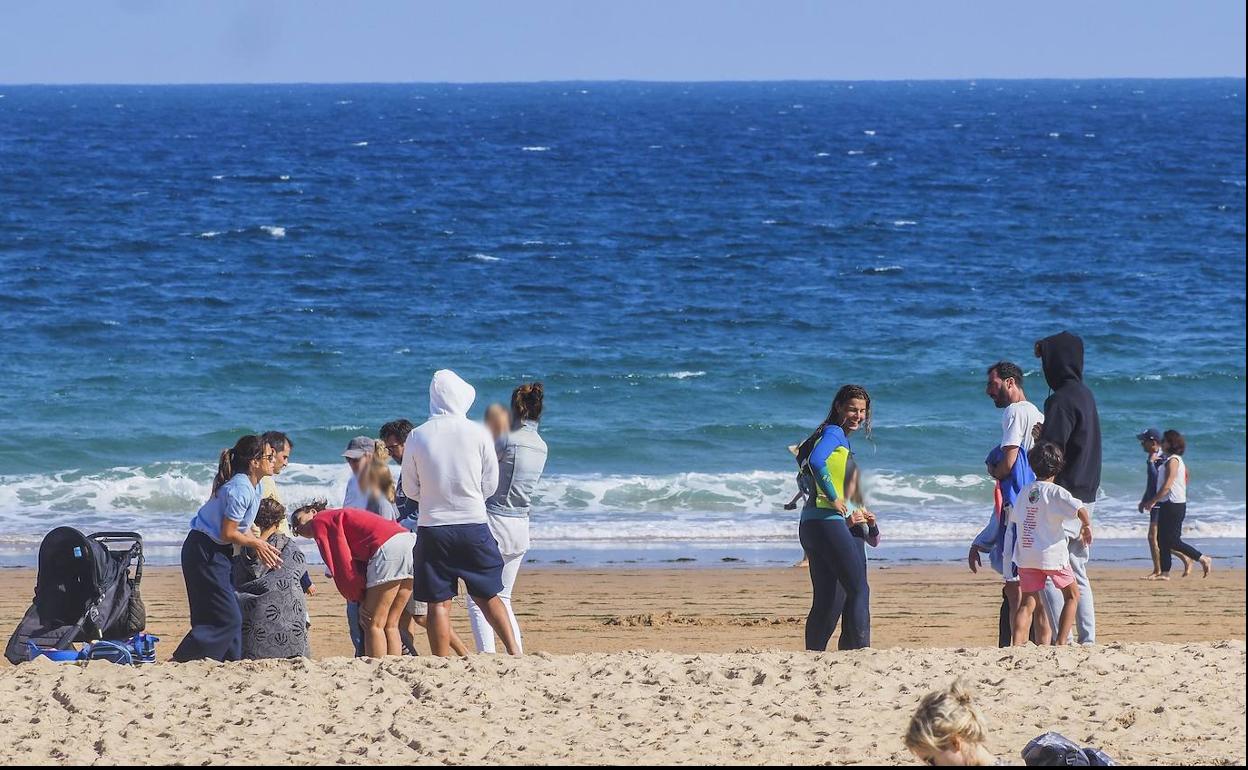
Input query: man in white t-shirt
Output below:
<box><xmin>970</xmin><ymin>360</ymin><xmax>1063</xmax><ymax>646</ymax></box>
<box><xmin>1010</xmin><ymin>442</ymin><xmax>1093</xmax><ymax>646</ymax></box>
<box><xmin>985</xmin><ymin>361</ymin><xmax>1044</xmax><ymax>479</ymax></box>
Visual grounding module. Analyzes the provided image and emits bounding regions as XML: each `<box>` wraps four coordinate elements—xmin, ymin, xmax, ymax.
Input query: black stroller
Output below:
<box><xmin>5</xmin><ymin>527</ymin><xmax>146</xmax><ymax>664</ymax></box>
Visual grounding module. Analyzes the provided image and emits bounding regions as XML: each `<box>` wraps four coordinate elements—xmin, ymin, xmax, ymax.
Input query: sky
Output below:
<box><xmin>1</xmin><ymin>0</ymin><xmax>1244</xmax><ymax>84</ymax></box>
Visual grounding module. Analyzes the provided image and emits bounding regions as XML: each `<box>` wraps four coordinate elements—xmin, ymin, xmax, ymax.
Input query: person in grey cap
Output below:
<box><xmin>342</xmin><ymin>436</ymin><xmax>374</xmax><ymax>510</ymax></box>
<box><xmin>1138</xmin><ymin>427</ymin><xmax>1192</xmax><ymax>579</ymax></box>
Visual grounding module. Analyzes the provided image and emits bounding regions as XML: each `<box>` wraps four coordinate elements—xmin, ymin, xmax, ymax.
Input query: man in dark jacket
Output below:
<box><xmin>1034</xmin><ymin>331</ymin><xmax>1101</xmax><ymax>644</ymax></box>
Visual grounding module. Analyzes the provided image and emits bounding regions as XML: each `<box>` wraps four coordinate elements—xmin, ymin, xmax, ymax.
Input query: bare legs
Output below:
<box><xmin>359</xmin><ymin>578</ymin><xmax>412</xmax><ymax>657</ymax></box>
<box><xmin>427</xmin><ymin>595</ymin><xmax>519</xmax><ymax>656</ymax></box>
<box><xmin>1014</xmin><ymin>583</ymin><xmax>1079</xmax><ymax>647</ymax></box>
<box><xmin>400</xmin><ymin>609</ymin><xmax>469</xmax><ymax>656</ymax></box>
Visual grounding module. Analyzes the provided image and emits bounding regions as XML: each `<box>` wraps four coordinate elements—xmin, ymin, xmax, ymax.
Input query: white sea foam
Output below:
<box><xmin>198</xmin><ymin>231</ymin><xmax>223</xmax><ymax>239</ymax></box>
<box><xmin>660</xmin><ymin>371</ymin><xmax>706</xmax><ymax>380</ymax></box>
<box><xmin>762</xmin><ymin>219</ymin><xmax>779</xmax><ymax>224</ymax></box>
<box><xmin>335</xmin><ymin>100</ymin><xmax>353</xmax><ymax>105</ymax></box>
<box><xmin>470</xmin><ymin>253</ymin><xmax>501</xmax><ymax>262</ymax></box>
<box><xmin>211</xmin><ymin>174</ymin><xmax>225</xmax><ymax>180</ymax></box>
<box><xmin>279</xmin><ymin>174</ymin><xmax>291</xmax><ymax>181</ymax></box>
<box><xmin>351</xmin><ymin>141</ymin><xmax>369</xmax><ymax>147</ymax></box>
<box><xmin>847</xmin><ymin>150</ymin><xmax>864</xmax><ymax>155</ymax></box>
<box><xmin>863</xmin><ymin>130</ymin><xmax>876</xmax><ymax>136</ymax></box>
<box><xmin>815</xmin><ymin>152</ymin><xmax>830</xmax><ymax>157</ymax></box>
<box><xmin>261</xmin><ymin>226</ymin><xmax>286</xmax><ymax>238</ymax></box>
<box><xmin>522</xmin><ymin>146</ymin><xmax>551</xmax><ymax>152</ymax></box>
<box><xmin>1048</xmin><ymin>132</ymin><xmax>1061</xmax><ymax>138</ymax></box>
<box><xmin>523</xmin><ymin>240</ymin><xmax>545</xmax><ymax>245</ymax></box>
<box><xmin>864</xmin><ymin>265</ymin><xmax>904</xmax><ymax>274</ymax></box>
<box><xmin>893</xmin><ymin>220</ymin><xmax>918</xmax><ymax>226</ymax></box>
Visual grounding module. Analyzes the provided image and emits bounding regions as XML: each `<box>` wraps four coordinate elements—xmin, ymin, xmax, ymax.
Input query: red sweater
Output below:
<box><xmin>308</xmin><ymin>508</ymin><xmax>407</xmax><ymax>603</ymax></box>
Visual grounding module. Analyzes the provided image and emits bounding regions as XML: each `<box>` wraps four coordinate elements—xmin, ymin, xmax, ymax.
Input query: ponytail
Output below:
<box><xmin>211</xmin><ymin>434</ymin><xmax>264</xmax><ymax>496</ymax></box>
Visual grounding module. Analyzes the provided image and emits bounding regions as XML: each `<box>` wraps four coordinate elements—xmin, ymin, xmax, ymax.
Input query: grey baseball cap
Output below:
<box><xmin>342</xmin><ymin>436</ymin><xmax>375</xmax><ymax>459</ymax></box>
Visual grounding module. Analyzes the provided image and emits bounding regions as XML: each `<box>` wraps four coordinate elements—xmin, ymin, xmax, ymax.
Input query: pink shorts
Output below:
<box><xmin>1017</xmin><ymin>566</ymin><xmax>1075</xmax><ymax>593</ymax></box>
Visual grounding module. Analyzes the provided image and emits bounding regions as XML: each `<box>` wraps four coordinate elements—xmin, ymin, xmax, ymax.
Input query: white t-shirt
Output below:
<box><xmin>1015</xmin><ymin>480</ymin><xmax>1084</xmax><ymax>570</ymax></box>
<box><xmin>1157</xmin><ymin>455</ymin><xmax>1188</xmax><ymax>504</ymax></box>
<box><xmin>1001</xmin><ymin>400</ymin><xmax>1044</xmax><ymax>451</ymax></box>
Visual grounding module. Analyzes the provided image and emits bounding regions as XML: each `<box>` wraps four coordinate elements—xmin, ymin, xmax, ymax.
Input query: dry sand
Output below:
<box><xmin>0</xmin><ymin>565</ymin><xmax>1244</xmax><ymax>764</ymax></box>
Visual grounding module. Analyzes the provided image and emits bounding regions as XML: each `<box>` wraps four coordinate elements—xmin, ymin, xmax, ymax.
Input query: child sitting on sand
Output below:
<box><xmin>904</xmin><ymin>679</ymin><xmax>998</xmax><ymax>765</ymax></box>
<box><xmin>1011</xmin><ymin>442</ymin><xmax>1093</xmax><ymax>646</ymax></box>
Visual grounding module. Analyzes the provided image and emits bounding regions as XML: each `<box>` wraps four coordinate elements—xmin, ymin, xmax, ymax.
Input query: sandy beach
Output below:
<box><xmin>1</xmin><ymin>564</ymin><xmax>1244</xmax><ymax>764</ymax></box>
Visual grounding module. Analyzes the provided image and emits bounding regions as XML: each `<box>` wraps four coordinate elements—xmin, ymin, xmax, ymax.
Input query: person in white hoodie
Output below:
<box><xmin>401</xmin><ymin>370</ymin><xmax>521</xmax><ymax>656</ymax></box>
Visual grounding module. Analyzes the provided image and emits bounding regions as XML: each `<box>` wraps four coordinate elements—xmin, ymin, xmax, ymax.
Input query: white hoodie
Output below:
<box><xmin>401</xmin><ymin>370</ymin><xmax>500</xmax><ymax>527</ymax></box>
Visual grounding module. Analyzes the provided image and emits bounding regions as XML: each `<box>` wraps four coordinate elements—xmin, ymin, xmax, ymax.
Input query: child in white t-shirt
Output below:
<box><xmin>1012</xmin><ymin>442</ymin><xmax>1093</xmax><ymax>646</ymax></box>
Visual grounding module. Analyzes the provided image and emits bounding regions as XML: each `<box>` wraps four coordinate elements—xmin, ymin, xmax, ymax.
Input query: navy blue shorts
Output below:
<box><xmin>413</xmin><ymin>523</ymin><xmax>505</xmax><ymax>603</ymax></box>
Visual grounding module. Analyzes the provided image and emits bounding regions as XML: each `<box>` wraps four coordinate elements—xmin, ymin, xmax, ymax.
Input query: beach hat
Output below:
<box><xmin>342</xmin><ymin>436</ymin><xmax>375</xmax><ymax>459</ymax></box>
<box><xmin>1136</xmin><ymin>427</ymin><xmax>1162</xmax><ymax>442</ymax></box>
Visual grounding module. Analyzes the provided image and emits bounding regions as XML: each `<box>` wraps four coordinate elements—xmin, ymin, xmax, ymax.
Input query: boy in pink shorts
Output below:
<box><xmin>1012</xmin><ymin>442</ymin><xmax>1093</xmax><ymax>646</ymax></box>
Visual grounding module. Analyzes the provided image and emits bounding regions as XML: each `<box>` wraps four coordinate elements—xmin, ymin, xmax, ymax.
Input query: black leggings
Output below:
<box><xmin>798</xmin><ymin>517</ymin><xmax>870</xmax><ymax>651</ymax></box>
<box><xmin>1158</xmin><ymin>502</ymin><xmax>1202</xmax><ymax>573</ymax></box>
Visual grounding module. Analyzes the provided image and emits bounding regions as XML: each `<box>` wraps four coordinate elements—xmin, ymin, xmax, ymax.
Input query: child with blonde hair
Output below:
<box><xmin>904</xmin><ymin>679</ymin><xmax>997</xmax><ymax>766</ymax></box>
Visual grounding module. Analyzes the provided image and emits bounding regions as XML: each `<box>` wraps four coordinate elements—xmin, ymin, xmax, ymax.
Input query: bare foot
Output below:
<box><xmin>1181</xmin><ymin>559</ymin><xmax>1193</xmax><ymax>578</ymax></box>
<box><xmin>793</xmin><ymin>558</ymin><xmax>809</xmax><ymax>569</ymax></box>
<box><xmin>1156</xmin><ymin>573</ymin><xmax>1171</xmax><ymax>581</ymax></box>
<box><xmin>1200</xmin><ymin>556</ymin><xmax>1212</xmax><ymax>578</ymax></box>
<box><xmin>1142</xmin><ymin>572</ymin><xmax>1161</xmax><ymax>580</ymax></box>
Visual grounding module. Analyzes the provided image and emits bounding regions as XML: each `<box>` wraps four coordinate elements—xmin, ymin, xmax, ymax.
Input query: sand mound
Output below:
<box><xmin>0</xmin><ymin>641</ymin><xmax>1243</xmax><ymax>765</ymax></box>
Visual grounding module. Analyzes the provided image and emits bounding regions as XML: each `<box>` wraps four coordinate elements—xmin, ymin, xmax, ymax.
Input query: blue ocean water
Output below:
<box><xmin>0</xmin><ymin>80</ymin><xmax>1244</xmax><ymax>565</ymax></box>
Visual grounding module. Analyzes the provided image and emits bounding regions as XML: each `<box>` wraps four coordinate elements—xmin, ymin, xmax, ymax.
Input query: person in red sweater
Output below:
<box><xmin>291</xmin><ymin>501</ymin><xmax>416</xmax><ymax>657</ymax></box>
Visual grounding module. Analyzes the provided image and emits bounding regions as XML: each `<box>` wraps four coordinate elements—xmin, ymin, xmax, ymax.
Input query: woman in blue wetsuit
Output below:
<box><xmin>795</xmin><ymin>384</ymin><xmax>875</xmax><ymax>651</ymax></box>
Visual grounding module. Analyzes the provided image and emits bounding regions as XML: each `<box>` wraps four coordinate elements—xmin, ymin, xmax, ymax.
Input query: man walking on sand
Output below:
<box><xmin>1033</xmin><ymin>331</ymin><xmax>1101</xmax><ymax>644</ymax></box>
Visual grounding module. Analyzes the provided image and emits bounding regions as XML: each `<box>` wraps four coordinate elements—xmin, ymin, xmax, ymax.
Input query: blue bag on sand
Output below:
<box><xmin>1022</xmin><ymin>732</ymin><xmax>1115</xmax><ymax>766</ymax></box>
<box><xmin>28</xmin><ymin>633</ymin><xmax>159</xmax><ymax>665</ymax></box>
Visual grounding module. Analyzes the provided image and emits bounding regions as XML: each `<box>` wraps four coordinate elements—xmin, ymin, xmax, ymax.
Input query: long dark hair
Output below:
<box><xmin>795</xmin><ymin>384</ymin><xmax>873</xmax><ymax>466</ymax></box>
<box><xmin>211</xmin><ymin>434</ymin><xmax>265</xmax><ymax>496</ymax></box>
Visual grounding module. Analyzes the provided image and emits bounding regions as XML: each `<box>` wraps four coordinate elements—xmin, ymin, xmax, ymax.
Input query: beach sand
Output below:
<box><xmin>0</xmin><ymin>565</ymin><xmax>1244</xmax><ymax>764</ymax></box>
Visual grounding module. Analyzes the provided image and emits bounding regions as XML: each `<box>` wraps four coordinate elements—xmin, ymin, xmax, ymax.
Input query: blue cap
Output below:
<box><xmin>1136</xmin><ymin>427</ymin><xmax>1162</xmax><ymax>442</ymax></box>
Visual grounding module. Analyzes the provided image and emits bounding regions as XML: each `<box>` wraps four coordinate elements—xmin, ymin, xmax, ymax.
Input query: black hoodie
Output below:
<box><xmin>1036</xmin><ymin>331</ymin><xmax>1102</xmax><ymax>503</ymax></box>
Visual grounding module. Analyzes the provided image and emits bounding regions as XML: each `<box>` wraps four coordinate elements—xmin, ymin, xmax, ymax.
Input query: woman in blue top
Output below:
<box><xmin>794</xmin><ymin>384</ymin><xmax>875</xmax><ymax>651</ymax></box>
<box><xmin>172</xmin><ymin>435</ymin><xmax>281</xmax><ymax>662</ymax></box>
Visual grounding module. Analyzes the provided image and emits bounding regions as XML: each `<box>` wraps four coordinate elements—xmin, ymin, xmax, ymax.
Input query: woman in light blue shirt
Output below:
<box><xmin>172</xmin><ymin>435</ymin><xmax>281</xmax><ymax>662</ymax></box>
<box><xmin>467</xmin><ymin>382</ymin><xmax>549</xmax><ymax>653</ymax></box>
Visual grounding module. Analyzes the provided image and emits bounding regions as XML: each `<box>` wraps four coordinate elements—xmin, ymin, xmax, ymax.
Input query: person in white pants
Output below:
<box><xmin>467</xmin><ymin>385</ymin><xmax>548</xmax><ymax>653</ymax></box>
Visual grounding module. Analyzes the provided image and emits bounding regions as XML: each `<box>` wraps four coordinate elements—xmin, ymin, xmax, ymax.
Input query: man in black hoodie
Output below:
<box><xmin>1034</xmin><ymin>331</ymin><xmax>1101</xmax><ymax>644</ymax></box>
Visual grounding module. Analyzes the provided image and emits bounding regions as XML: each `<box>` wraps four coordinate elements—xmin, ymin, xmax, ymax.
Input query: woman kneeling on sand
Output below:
<box><xmin>291</xmin><ymin>501</ymin><xmax>416</xmax><ymax>657</ymax></box>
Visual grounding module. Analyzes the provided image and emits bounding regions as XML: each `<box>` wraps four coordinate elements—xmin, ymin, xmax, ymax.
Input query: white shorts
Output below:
<box><xmin>366</xmin><ymin>532</ymin><xmax>416</xmax><ymax>588</ymax></box>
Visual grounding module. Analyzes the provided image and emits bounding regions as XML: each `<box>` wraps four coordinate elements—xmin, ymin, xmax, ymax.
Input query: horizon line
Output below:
<box><xmin>1</xmin><ymin>75</ymin><xmax>1245</xmax><ymax>88</ymax></box>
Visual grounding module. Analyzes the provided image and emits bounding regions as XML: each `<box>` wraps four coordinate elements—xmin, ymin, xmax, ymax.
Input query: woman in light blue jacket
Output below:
<box><xmin>467</xmin><ymin>382</ymin><xmax>548</xmax><ymax>653</ymax></box>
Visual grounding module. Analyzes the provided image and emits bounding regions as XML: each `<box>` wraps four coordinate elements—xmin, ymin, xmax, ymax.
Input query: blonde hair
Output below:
<box><xmin>904</xmin><ymin>680</ymin><xmax>989</xmax><ymax>758</ymax></box>
<box><xmin>358</xmin><ymin>442</ymin><xmax>395</xmax><ymax>504</ymax></box>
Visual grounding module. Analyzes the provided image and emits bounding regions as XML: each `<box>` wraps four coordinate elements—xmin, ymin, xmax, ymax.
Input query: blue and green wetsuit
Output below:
<box><xmin>800</xmin><ymin>424</ymin><xmax>856</xmax><ymax>520</ymax></box>
<box><xmin>797</xmin><ymin>423</ymin><xmax>871</xmax><ymax>650</ymax></box>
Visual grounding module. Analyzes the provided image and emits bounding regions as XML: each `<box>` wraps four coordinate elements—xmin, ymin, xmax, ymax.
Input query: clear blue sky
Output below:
<box><xmin>1</xmin><ymin>0</ymin><xmax>1244</xmax><ymax>84</ymax></box>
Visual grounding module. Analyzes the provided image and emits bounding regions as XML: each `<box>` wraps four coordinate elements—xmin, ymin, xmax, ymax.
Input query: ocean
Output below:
<box><xmin>0</xmin><ymin>80</ymin><xmax>1243</xmax><ymax>567</ymax></box>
